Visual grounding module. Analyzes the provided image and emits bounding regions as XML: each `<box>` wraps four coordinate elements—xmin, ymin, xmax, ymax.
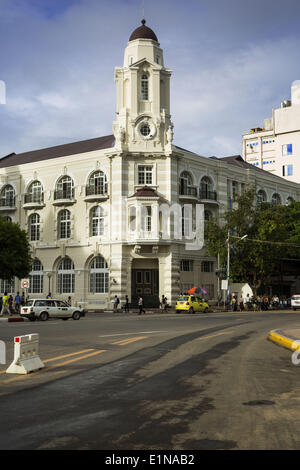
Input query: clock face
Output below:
<box><xmin>136</xmin><ymin>118</ymin><xmax>156</xmax><ymax>140</ymax></box>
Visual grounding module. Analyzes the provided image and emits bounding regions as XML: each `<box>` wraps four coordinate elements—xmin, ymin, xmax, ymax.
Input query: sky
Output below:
<box><xmin>0</xmin><ymin>0</ymin><xmax>300</xmax><ymax>158</ymax></box>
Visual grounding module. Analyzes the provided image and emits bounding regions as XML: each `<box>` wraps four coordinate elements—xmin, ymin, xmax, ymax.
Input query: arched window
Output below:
<box><xmin>90</xmin><ymin>206</ymin><xmax>104</xmax><ymax>237</ymax></box>
<box><xmin>55</xmin><ymin>176</ymin><xmax>74</xmax><ymax>200</ymax></box>
<box><xmin>29</xmin><ymin>259</ymin><xmax>43</xmax><ymax>294</ymax></box>
<box><xmin>271</xmin><ymin>193</ymin><xmax>281</xmax><ymax>205</ymax></box>
<box><xmin>257</xmin><ymin>190</ymin><xmax>267</xmax><ymax>204</ymax></box>
<box><xmin>87</xmin><ymin>171</ymin><xmax>108</xmax><ymax>196</ymax></box>
<box><xmin>141</xmin><ymin>74</ymin><xmax>149</xmax><ymax>100</ymax></box>
<box><xmin>89</xmin><ymin>256</ymin><xmax>109</xmax><ymax>294</ymax></box>
<box><xmin>179</xmin><ymin>171</ymin><xmax>194</xmax><ymax>196</ymax></box>
<box><xmin>58</xmin><ymin>209</ymin><xmax>71</xmax><ymax>239</ymax></box>
<box><xmin>26</xmin><ymin>181</ymin><xmax>43</xmax><ymax>204</ymax></box>
<box><xmin>28</xmin><ymin>213</ymin><xmax>40</xmax><ymax>241</ymax></box>
<box><xmin>200</xmin><ymin>176</ymin><xmax>213</xmax><ymax>198</ymax></box>
<box><xmin>0</xmin><ymin>184</ymin><xmax>15</xmax><ymax>207</ymax></box>
<box><xmin>286</xmin><ymin>196</ymin><xmax>294</xmax><ymax>205</ymax></box>
<box><xmin>57</xmin><ymin>257</ymin><xmax>75</xmax><ymax>293</ymax></box>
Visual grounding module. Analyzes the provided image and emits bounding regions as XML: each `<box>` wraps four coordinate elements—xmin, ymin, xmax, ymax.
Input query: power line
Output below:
<box><xmin>230</xmin><ymin>235</ymin><xmax>300</xmax><ymax>248</ymax></box>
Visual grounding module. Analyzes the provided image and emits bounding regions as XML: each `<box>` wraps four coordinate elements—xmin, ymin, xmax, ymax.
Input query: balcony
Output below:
<box><xmin>52</xmin><ymin>189</ymin><xmax>75</xmax><ymax>206</ymax></box>
<box><xmin>23</xmin><ymin>193</ymin><xmax>45</xmax><ymax>210</ymax></box>
<box><xmin>0</xmin><ymin>197</ymin><xmax>16</xmax><ymax>211</ymax></box>
<box><xmin>198</xmin><ymin>190</ymin><xmax>218</xmax><ymax>203</ymax></box>
<box><xmin>84</xmin><ymin>185</ymin><xmax>109</xmax><ymax>203</ymax></box>
<box><xmin>178</xmin><ymin>186</ymin><xmax>198</xmax><ymax>201</ymax></box>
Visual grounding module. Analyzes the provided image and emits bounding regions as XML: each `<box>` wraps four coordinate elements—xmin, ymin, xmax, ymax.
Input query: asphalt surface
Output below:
<box><xmin>0</xmin><ymin>311</ymin><xmax>300</xmax><ymax>450</ymax></box>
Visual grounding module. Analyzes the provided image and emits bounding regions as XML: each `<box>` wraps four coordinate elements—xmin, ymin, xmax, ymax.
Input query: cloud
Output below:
<box><xmin>0</xmin><ymin>0</ymin><xmax>300</xmax><ymax>158</ymax></box>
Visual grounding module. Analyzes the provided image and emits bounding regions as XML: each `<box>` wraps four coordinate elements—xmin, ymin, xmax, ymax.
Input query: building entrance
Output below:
<box><xmin>131</xmin><ymin>268</ymin><xmax>159</xmax><ymax>307</ymax></box>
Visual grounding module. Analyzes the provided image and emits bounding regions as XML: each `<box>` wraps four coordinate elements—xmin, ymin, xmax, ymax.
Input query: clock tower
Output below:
<box><xmin>113</xmin><ymin>19</ymin><xmax>174</xmax><ymax>155</ymax></box>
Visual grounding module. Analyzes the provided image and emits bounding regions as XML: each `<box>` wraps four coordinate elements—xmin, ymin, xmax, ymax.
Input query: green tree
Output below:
<box><xmin>0</xmin><ymin>217</ymin><xmax>32</xmax><ymax>283</ymax></box>
<box><xmin>205</xmin><ymin>188</ymin><xmax>300</xmax><ymax>295</ymax></box>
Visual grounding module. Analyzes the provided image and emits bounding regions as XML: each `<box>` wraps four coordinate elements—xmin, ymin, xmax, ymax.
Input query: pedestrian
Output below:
<box><xmin>67</xmin><ymin>296</ymin><xmax>72</xmax><ymax>306</ymax></box>
<box><xmin>8</xmin><ymin>295</ymin><xmax>14</xmax><ymax>315</ymax></box>
<box><xmin>162</xmin><ymin>295</ymin><xmax>168</xmax><ymax>312</ymax></box>
<box><xmin>15</xmin><ymin>291</ymin><xmax>21</xmax><ymax>314</ymax></box>
<box><xmin>124</xmin><ymin>295</ymin><xmax>130</xmax><ymax>313</ymax></box>
<box><xmin>0</xmin><ymin>292</ymin><xmax>10</xmax><ymax>316</ymax></box>
<box><xmin>0</xmin><ymin>297</ymin><xmax>2</xmax><ymax>313</ymax></box>
<box><xmin>113</xmin><ymin>295</ymin><xmax>120</xmax><ymax>312</ymax></box>
<box><xmin>21</xmin><ymin>292</ymin><xmax>25</xmax><ymax>306</ymax></box>
<box><xmin>46</xmin><ymin>292</ymin><xmax>52</xmax><ymax>299</ymax></box>
<box><xmin>138</xmin><ymin>296</ymin><xmax>145</xmax><ymax>315</ymax></box>
<box><xmin>232</xmin><ymin>295</ymin><xmax>237</xmax><ymax>312</ymax></box>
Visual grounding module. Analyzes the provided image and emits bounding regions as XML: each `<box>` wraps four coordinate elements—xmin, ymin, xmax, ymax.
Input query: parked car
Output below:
<box><xmin>175</xmin><ymin>295</ymin><xmax>209</xmax><ymax>314</ymax></box>
<box><xmin>291</xmin><ymin>295</ymin><xmax>300</xmax><ymax>311</ymax></box>
<box><xmin>20</xmin><ymin>299</ymin><xmax>85</xmax><ymax>321</ymax></box>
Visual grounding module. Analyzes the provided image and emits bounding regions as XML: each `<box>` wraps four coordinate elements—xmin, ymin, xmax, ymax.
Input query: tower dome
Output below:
<box><xmin>129</xmin><ymin>19</ymin><xmax>158</xmax><ymax>42</ymax></box>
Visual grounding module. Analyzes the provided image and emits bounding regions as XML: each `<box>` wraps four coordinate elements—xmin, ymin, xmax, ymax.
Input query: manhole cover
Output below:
<box><xmin>243</xmin><ymin>400</ymin><xmax>275</xmax><ymax>406</ymax></box>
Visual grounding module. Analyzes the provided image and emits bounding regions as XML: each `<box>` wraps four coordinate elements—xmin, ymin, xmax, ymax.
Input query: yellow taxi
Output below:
<box><xmin>175</xmin><ymin>295</ymin><xmax>209</xmax><ymax>314</ymax></box>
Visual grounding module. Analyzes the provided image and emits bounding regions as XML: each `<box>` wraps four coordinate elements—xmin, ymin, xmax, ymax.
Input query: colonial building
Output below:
<box><xmin>243</xmin><ymin>81</ymin><xmax>300</xmax><ymax>183</ymax></box>
<box><xmin>1</xmin><ymin>20</ymin><xmax>300</xmax><ymax>308</ymax></box>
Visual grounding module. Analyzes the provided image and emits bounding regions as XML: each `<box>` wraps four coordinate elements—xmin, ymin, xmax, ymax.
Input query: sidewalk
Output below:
<box><xmin>269</xmin><ymin>328</ymin><xmax>300</xmax><ymax>351</ymax></box>
<box><xmin>0</xmin><ymin>314</ymin><xmax>27</xmax><ymax>322</ymax></box>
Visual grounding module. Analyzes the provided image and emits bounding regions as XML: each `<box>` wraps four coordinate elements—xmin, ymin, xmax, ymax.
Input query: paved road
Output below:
<box><xmin>0</xmin><ymin>311</ymin><xmax>300</xmax><ymax>450</ymax></box>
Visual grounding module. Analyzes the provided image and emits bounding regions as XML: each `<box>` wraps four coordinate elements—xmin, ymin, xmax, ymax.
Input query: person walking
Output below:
<box><xmin>161</xmin><ymin>295</ymin><xmax>168</xmax><ymax>312</ymax></box>
<box><xmin>67</xmin><ymin>296</ymin><xmax>72</xmax><ymax>306</ymax></box>
<box><xmin>138</xmin><ymin>296</ymin><xmax>145</xmax><ymax>315</ymax></box>
<box><xmin>0</xmin><ymin>292</ymin><xmax>10</xmax><ymax>316</ymax></box>
<box><xmin>15</xmin><ymin>292</ymin><xmax>21</xmax><ymax>314</ymax></box>
<box><xmin>113</xmin><ymin>295</ymin><xmax>120</xmax><ymax>312</ymax></box>
<box><xmin>8</xmin><ymin>295</ymin><xmax>14</xmax><ymax>315</ymax></box>
<box><xmin>124</xmin><ymin>295</ymin><xmax>130</xmax><ymax>313</ymax></box>
<box><xmin>46</xmin><ymin>292</ymin><xmax>52</xmax><ymax>299</ymax></box>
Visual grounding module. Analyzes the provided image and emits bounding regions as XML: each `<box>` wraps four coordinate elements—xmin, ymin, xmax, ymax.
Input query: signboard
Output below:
<box><xmin>221</xmin><ymin>280</ymin><xmax>228</xmax><ymax>290</ymax></box>
<box><xmin>21</xmin><ymin>279</ymin><xmax>30</xmax><ymax>289</ymax></box>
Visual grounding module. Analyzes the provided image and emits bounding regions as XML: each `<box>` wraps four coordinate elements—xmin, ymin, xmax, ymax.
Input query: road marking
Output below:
<box><xmin>43</xmin><ymin>349</ymin><xmax>95</xmax><ymax>363</ymax></box>
<box><xmin>2</xmin><ymin>349</ymin><xmax>107</xmax><ymax>384</ymax></box>
<box><xmin>112</xmin><ymin>336</ymin><xmax>148</xmax><ymax>346</ymax></box>
<box><xmin>98</xmin><ymin>331</ymin><xmax>166</xmax><ymax>338</ymax></box>
<box><xmin>199</xmin><ymin>330</ymin><xmax>234</xmax><ymax>341</ymax></box>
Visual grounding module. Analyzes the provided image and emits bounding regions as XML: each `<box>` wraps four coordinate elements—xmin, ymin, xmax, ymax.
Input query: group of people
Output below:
<box><xmin>231</xmin><ymin>293</ymin><xmax>286</xmax><ymax>312</ymax></box>
<box><xmin>0</xmin><ymin>292</ymin><xmax>25</xmax><ymax>316</ymax></box>
<box><xmin>112</xmin><ymin>294</ymin><xmax>169</xmax><ymax>315</ymax></box>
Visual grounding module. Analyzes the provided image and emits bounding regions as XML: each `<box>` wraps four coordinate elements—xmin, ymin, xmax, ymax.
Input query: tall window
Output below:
<box><xmin>200</xmin><ymin>176</ymin><xmax>213</xmax><ymax>198</ymax></box>
<box><xmin>55</xmin><ymin>176</ymin><xmax>74</xmax><ymax>199</ymax></box>
<box><xmin>138</xmin><ymin>166</ymin><xmax>153</xmax><ymax>185</ymax></box>
<box><xmin>179</xmin><ymin>172</ymin><xmax>194</xmax><ymax>195</ymax></box>
<box><xmin>257</xmin><ymin>190</ymin><xmax>267</xmax><ymax>204</ymax></box>
<box><xmin>91</xmin><ymin>206</ymin><xmax>104</xmax><ymax>237</ymax></box>
<box><xmin>0</xmin><ymin>185</ymin><xmax>15</xmax><ymax>207</ymax></box>
<box><xmin>89</xmin><ymin>256</ymin><xmax>109</xmax><ymax>294</ymax></box>
<box><xmin>87</xmin><ymin>171</ymin><xmax>108</xmax><ymax>195</ymax></box>
<box><xmin>26</xmin><ymin>181</ymin><xmax>43</xmax><ymax>203</ymax></box>
<box><xmin>29</xmin><ymin>259</ymin><xmax>43</xmax><ymax>294</ymax></box>
<box><xmin>201</xmin><ymin>261</ymin><xmax>214</xmax><ymax>272</ymax></box>
<box><xmin>58</xmin><ymin>209</ymin><xmax>71</xmax><ymax>239</ymax></box>
<box><xmin>141</xmin><ymin>206</ymin><xmax>152</xmax><ymax>232</ymax></box>
<box><xmin>57</xmin><ymin>257</ymin><xmax>75</xmax><ymax>294</ymax></box>
<box><xmin>180</xmin><ymin>260</ymin><xmax>194</xmax><ymax>272</ymax></box>
<box><xmin>141</xmin><ymin>74</ymin><xmax>149</xmax><ymax>100</ymax></box>
<box><xmin>282</xmin><ymin>144</ymin><xmax>293</xmax><ymax>156</ymax></box>
<box><xmin>28</xmin><ymin>213</ymin><xmax>40</xmax><ymax>241</ymax></box>
<box><xmin>271</xmin><ymin>193</ymin><xmax>281</xmax><ymax>205</ymax></box>
<box><xmin>0</xmin><ymin>278</ymin><xmax>14</xmax><ymax>294</ymax></box>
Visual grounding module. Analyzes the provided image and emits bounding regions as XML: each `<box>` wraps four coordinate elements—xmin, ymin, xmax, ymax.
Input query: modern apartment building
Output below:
<box><xmin>0</xmin><ymin>20</ymin><xmax>299</xmax><ymax>307</ymax></box>
<box><xmin>243</xmin><ymin>81</ymin><xmax>300</xmax><ymax>183</ymax></box>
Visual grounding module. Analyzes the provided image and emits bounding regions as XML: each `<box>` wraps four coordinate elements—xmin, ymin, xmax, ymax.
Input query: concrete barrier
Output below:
<box><xmin>6</xmin><ymin>334</ymin><xmax>45</xmax><ymax>374</ymax></box>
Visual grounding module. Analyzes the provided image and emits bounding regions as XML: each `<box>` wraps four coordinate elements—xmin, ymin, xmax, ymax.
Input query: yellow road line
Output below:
<box><xmin>43</xmin><ymin>349</ymin><xmax>95</xmax><ymax>363</ymax></box>
<box><xmin>199</xmin><ymin>330</ymin><xmax>234</xmax><ymax>341</ymax></box>
<box><xmin>112</xmin><ymin>336</ymin><xmax>148</xmax><ymax>346</ymax></box>
<box><xmin>2</xmin><ymin>349</ymin><xmax>107</xmax><ymax>384</ymax></box>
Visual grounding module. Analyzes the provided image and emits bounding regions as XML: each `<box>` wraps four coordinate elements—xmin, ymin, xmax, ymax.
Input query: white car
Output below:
<box><xmin>20</xmin><ymin>299</ymin><xmax>85</xmax><ymax>321</ymax></box>
<box><xmin>291</xmin><ymin>295</ymin><xmax>300</xmax><ymax>311</ymax></box>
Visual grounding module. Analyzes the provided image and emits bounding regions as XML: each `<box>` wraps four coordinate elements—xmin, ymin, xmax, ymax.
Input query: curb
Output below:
<box><xmin>0</xmin><ymin>317</ymin><xmax>27</xmax><ymax>322</ymax></box>
<box><xmin>268</xmin><ymin>330</ymin><xmax>300</xmax><ymax>351</ymax></box>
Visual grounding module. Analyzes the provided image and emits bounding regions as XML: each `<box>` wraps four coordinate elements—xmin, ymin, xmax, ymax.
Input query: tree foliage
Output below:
<box><xmin>205</xmin><ymin>188</ymin><xmax>300</xmax><ymax>294</ymax></box>
<box><xmin>0</xmin><ymin>217</ymin><xmax>32</xmax><ymax>281</ymax></box>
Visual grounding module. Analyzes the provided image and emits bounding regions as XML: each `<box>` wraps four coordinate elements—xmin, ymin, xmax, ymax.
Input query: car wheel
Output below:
<box><xmin>189</xmin><ymin>307</ymin><xmax>194</xmax><ymax>314</ymax></box>
<box><xmin>62</xmin><ymin>318</ymin><xmax>69</xmax><ymax>321</ymax></box>
<box><xmin>40</xmin><ymin>311</ymin><xmax>49</xmax><ymax>321</ymax></box>
<box><xmin>72</xmin><ymin>311</ymin><xmax>81</xmax><ymax>320</ymax></box>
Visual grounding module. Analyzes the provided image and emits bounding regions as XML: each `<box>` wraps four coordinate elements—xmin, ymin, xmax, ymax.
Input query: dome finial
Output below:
<box><xmin>141</xmin><ymin>18</ymin><xmax>146</xmax><ymax>25</ymax></box>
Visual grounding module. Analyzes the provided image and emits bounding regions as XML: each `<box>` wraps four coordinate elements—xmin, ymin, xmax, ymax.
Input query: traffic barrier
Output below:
<box><xmin>6</xmin><ymin>334</ymin><xmax>44</xmax><ymax>374</ymax></box>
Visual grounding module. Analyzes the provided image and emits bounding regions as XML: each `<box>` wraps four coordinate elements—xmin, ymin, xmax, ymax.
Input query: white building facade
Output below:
<box><xmin>1</xmin><ymin>21</ymin><xmax>300</xmax><ymax>308</ymax></box>
<box><xmin>243</xmin><ymin>81</ymin><xmax>300</xmax><ymax>183</ymax></box>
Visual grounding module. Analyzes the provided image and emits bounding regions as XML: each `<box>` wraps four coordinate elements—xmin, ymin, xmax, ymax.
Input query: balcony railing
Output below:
<box><xmin>179</xmin><ymin>186</ymin><xmax>198</xmax><ymax>197</ymax></box>
<box><xmin>0</xmin><ymin>197</ymin><xmax>15</xmax><ymax>207</ymax></box>
<box><xmin>24</xmin><ymin>193</ymin><xmax>44</xmax><ymax>204</ymax></box>
<box><xmin>199</xmin><ymin>190</ymin><xmax>217</xmax><ymax>201</ymax></box>
<box><xmin>54</xmin><ymin>189</ymin><xmax>74</xmax><ymax>200</ymax></box>
<box><xmin>85</xmin><ymin>185</ymin><xmax>108</xmax><ymax>197</ymax></box>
